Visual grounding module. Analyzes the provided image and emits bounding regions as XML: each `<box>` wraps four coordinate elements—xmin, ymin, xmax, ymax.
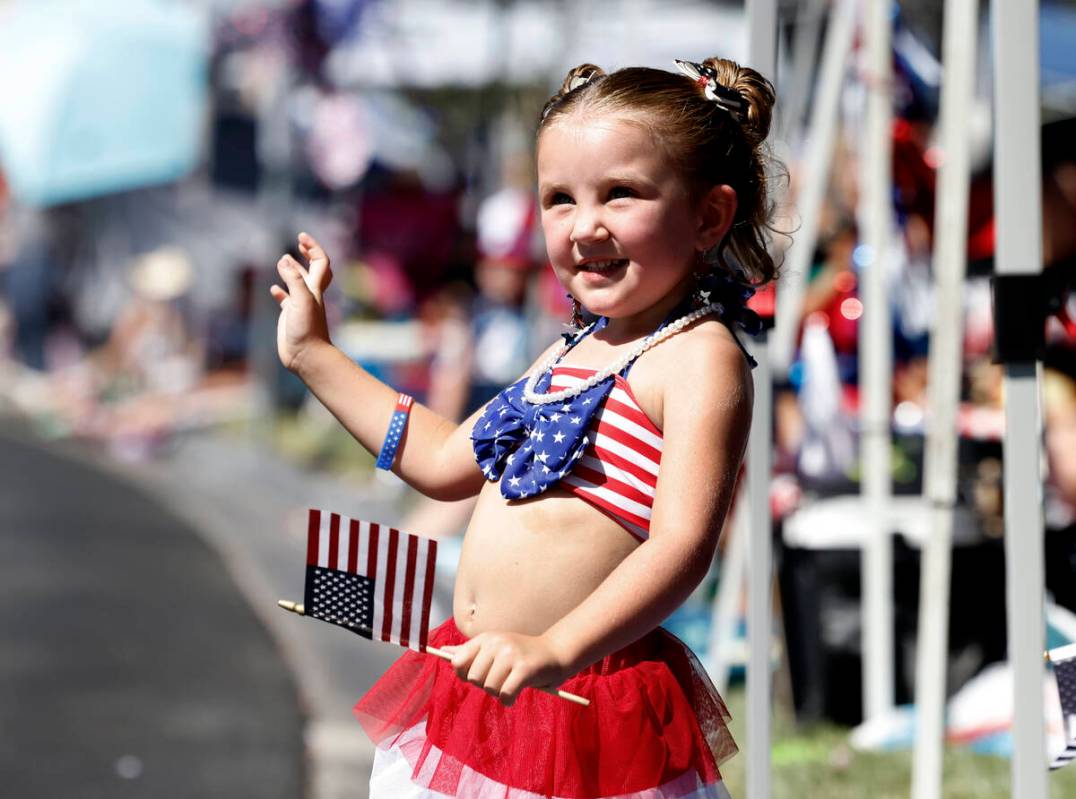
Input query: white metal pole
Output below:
<box><xmin>910</xmin><ymin>0</ymin><xmax>979</xmax><ymax>796</ymax></box>
<box><xmin>745</xmin><ymin>332</ymin><xmax>773</xmax><ymax>799</ymax></box>
<box><xmin>778</xmin><ymin>0</ymin><xmax>826</xmax><ymax>144</ymax></box>
<box><xmin>859</xmin><ymin>0</ymin><xmax>895</xmax><ymax>725</ymax></box>
<box><xmin>771</xmin><ymin>0</ymin><xmax>857</xmax><ymax>376</ymax></box>
<box><xmin>1003</xmin><ymin>364</ymin><xmax>1047</xmax><ymax>793</ymax></box>
<box><xmin>709</xmin><ymin>494</ymin><xmax>748</xmax><ymax>696</ymax></box>
<box><xmin>992</xmin><ymin>1</ymin><xmax>1048</xmax><ymax>797</ymax></box>
<box><xmin>746</xmin><ymin>3</ymin><xmax>777</xmax><ymax>798</ymax></box>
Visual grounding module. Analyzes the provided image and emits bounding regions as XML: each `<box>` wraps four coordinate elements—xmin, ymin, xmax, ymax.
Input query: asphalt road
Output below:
<box><xmin>0</xmin><ymin>425</ymin><xmax>305</xmax><ymax>798</ymax></box>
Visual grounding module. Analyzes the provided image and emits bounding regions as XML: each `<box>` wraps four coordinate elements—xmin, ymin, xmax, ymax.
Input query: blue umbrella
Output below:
<box><xmin>0</xmin><ymin>0</ymin><xmax>209</xmax><ymax>207</ymax></box>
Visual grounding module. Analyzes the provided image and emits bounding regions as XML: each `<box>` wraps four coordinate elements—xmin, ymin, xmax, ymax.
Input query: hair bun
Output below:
<box><xmin>560</xmin><ymin>64</ymin><xmax>604</xmax><ymax>95</ymax></box>
<box><xmin>702</xmin><ymin>57</ymin><xmax>775</xmax><ymax>146</ymax></box>
<box><xmin>541</xmin><ymin>64</ymin><xmax>606</xmax><ymax>120</ymax></box>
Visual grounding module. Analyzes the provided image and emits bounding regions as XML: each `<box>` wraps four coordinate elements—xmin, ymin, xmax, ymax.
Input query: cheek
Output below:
<box><xmin>541</xmin><ymin>218</ymin><xmax>572</xmax><ymax>257</ymax></box>
<box><xmin>621</xmin><ymin>208</ymin><xmax>685</xmax><ymax>253</ymax></box>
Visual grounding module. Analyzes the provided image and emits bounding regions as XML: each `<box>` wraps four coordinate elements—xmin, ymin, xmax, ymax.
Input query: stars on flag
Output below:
<box><xmin>301</xmin><ymin>510</ymin><xmax>436</xmax><ymax>652</ymax></box>
<box><xmin>1049</xmin><ymin>644</ymin><xmax>1076</xmax><ymax>770</ymax></box>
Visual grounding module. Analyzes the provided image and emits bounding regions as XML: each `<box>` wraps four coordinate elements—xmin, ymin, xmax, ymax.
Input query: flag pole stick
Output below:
<box><xmin>277</xmin><ymin>600</ymin><xmax>590</xmax><ymax>706</ymax></box>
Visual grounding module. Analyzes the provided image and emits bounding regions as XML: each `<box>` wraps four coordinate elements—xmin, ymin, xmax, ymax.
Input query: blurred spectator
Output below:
<box><xmin>401</xmin><ymin>181</ymin><xmax>542</xmax><ymax>539</ymax></box>
<box><xmin>355</xmin><ymin>171</ymin><xmax>466</xmax><ymax>316</ymax></box>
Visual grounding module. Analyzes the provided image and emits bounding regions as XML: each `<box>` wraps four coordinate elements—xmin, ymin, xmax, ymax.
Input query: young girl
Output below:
<box><xmin>271</xmin><ymin>56</ymin><xmax>777</xmax><ymax>799</ymax></box>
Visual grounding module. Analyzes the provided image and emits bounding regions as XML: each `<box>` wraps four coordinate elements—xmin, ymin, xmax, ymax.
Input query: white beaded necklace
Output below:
<box><xmin>522</xmin><ymin>303</ymin><xmax>720</xmax><ymax>405</ymax></box>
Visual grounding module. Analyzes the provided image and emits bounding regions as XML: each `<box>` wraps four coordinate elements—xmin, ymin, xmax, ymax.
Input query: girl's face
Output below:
<box><xmin>537</xmin><ymin>113</ymin><xmax>733</xmax><ymax>333</ymax></box>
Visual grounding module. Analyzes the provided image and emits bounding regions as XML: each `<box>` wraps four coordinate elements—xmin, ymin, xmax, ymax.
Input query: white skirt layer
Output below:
<box><xmin>370</xmin><ymin>722</ymin><xmax>733</xmax><ymax>799</ymax></box>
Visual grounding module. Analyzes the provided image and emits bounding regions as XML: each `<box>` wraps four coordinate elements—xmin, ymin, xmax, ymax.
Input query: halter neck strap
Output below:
<box><xmin>553</xmin><ymin>316</ymin><xmax>606</xmax><ymax>365</ymax></box>
<box><xmin>555</xmin><ymin>306</ymin><xmax>685</xmax><ymax>381</ymax></box>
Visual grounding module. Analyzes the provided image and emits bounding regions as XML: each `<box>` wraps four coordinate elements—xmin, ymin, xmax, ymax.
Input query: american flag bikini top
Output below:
<box><xmin>470</xmin><ymin>322</ymin><xmax>615</xmax><ymax>503</ymax></box>
<box><xmin>471</xmin><ymin>280</ymin><xmax>761</xmax><ymax>510</ymax></box>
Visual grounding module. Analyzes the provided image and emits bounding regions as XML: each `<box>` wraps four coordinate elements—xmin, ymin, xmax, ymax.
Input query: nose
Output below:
<box><xmin>569</xmin><ymin>205</ymin><xmax>609</xmax><ymax>244</ymax></box>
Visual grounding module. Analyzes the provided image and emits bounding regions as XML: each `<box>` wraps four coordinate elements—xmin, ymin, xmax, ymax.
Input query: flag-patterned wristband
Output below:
<box><xmin>375</xmin><ymin>393</ymin><xmax>414</xmax><ymax>470</ymax></box>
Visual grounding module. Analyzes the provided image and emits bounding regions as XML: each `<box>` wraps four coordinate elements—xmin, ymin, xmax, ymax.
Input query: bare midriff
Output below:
<box><xmin>453</xmin><ymin>480</ymin><xmax>641</xmax><ymax>638</ymax></box>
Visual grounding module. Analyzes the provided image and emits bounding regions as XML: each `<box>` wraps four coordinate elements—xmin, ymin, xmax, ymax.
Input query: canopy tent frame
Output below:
<box><xmin>910</xmin><ymin>0</ymin><xmax>980</xmax><ymax>795</ymax></box>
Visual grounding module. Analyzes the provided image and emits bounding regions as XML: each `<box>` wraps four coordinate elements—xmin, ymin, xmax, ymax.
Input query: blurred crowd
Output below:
<box><xmin>1</xmin><ymin>0</ymin><xmax>1076</xmax><ymax>727</ymax></box>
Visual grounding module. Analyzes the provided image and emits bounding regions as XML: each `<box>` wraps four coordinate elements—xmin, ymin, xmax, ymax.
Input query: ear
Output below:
<box><xmin>695</xmin><ymin>184</ymin><xmax>737</xmax><ymax>252</ymax></box>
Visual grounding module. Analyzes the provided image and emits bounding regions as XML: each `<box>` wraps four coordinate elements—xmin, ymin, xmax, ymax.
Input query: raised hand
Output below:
<box><xmin>269</xmin><ymin>232</ymin><xmax>335</xmax><ymax>372</ymax></box>
<box><xmin>442</xmin><ymin>630</ymin><xmax>572</xmax><ymax>707</ymax></box>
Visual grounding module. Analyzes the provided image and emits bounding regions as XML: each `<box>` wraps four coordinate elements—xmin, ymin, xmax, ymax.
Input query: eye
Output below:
<box><xmin>608</xmin><ymin>185</ymin><xmax>635</xmax><ymax>200</ymax></box>
<box><xmin>546</xmin><ymin>191</ymin><xmax>573</xmax><ymax>207</ymax></box>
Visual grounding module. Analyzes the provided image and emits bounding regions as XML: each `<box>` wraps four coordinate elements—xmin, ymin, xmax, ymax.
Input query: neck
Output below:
<box><xmin>598</xmin><ymin>282</ymin><xmax>693</xmax><ymax>343</ymax></box>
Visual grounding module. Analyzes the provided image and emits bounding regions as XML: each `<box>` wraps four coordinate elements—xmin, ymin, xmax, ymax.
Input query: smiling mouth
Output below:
<box><xmin>577</xmin><ymin>259</ymin><xmax>628</xmax><ymax>274</ymax></box>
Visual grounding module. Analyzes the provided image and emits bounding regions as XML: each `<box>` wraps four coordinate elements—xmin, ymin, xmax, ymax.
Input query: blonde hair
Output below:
<box><xmin>539</xmin><ymin>59</ymin><xmax>781</xmax><ymax>285</ymax></box>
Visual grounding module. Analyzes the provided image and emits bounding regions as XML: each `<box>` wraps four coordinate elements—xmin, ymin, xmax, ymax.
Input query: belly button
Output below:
<box><xmin>468</xmin><ymin>603</ymin><xmax>477</xmax><ymax>617</ymax></box>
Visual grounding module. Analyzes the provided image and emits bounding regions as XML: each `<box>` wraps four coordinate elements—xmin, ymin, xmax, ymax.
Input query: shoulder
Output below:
<box><xmin>630</xmin><ymin>318</ymin><xmax>753</xmax><ymax>429</ymax></box>
<box><xmin>651</xmin><ymin>318</ymin><xmax>752</xmax><ymax>402</ymax></box>
<box><xmin>664</xmin><ymin>316</ymin><xmax>751</xmax><ymax>372</ymax></box>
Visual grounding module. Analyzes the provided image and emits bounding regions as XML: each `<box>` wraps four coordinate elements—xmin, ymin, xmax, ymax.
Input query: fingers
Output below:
<box><xmin>485</xmin><ymin>660</ymin><xmax>516</xmax><ymax>704</ymax></box>
<box><xmin>449</xmin><ymin>634</ymin><xmax>535</xmax><ymax>705</ymax></box>
<box><xmin>298</xmin><ymin>231</ymin><xmax>333</xmax><ymax>293</ymax></box>
<box><xmin>452</xmin><ymin>635</ymin><xmax>506</xmax><ymax>693</ymax></box>
<box><xmin>466</xmin><ymin>647</ymin><xmax>495</xmax><ymax>688</ymax></box>
<box><xmin>498</xmin><ymin>668</ymin><xmax>528</xmax><ymax>706</ymax></box>
<box><xmin>298</xmin><ymin>231</ymin><xmax>328</xmax><ymax>264</ymax></box>
<box><xmin>269</xmin><ymin>284</ymin><xmax>288</xmax><ymax>305</ymax></box>
<box><xmin>277</xmin><ymin>254</ymin><xmax>316</xmax><ymax>298</ymax></box>
<box><xmin>449</xmin><ymin>638</ymin><xmax>481</xmax><ymax>679</ymax></box>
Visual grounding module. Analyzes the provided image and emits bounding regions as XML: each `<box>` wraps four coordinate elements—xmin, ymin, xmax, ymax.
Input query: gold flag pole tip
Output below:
<box><xmin>278</xmin><ymin>599</ymin><xmax>306</xmax><ymax>615</ymax></box>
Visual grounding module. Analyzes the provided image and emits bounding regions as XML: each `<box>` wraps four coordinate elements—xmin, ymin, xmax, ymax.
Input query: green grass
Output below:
<box><xmin>718</xmin><ymin>687</ymin><xmax>1076</xmax><ymax>798</ymax></box>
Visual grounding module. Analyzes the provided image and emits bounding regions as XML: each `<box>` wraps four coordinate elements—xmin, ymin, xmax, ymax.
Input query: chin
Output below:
<box><xmin>576</xmin><ymin>296</ymin><xmax>628</xmax><ymax>319</ymax></box>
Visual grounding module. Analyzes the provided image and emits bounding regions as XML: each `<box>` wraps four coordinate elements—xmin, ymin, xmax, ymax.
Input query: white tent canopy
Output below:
<box><xmin>326</xmin><ymin>0</ymin><xmax>747</xmax><ymax>88</ymax></box>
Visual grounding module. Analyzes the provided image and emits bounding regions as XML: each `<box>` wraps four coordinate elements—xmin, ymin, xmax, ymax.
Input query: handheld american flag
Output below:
<box><xmin>1050</xmin><ymin>643</ymin><xmax>1076</xmax><ymax>770</ymax></box>
<box><xmin>299</xmin><ymin>509</ymin><xmax>437</xmax><ymax>652</ymax></box>
<box><xmin>278</xmin><ymin>509</ymin><xmax>590</xmax><ymax>705</ymax></box>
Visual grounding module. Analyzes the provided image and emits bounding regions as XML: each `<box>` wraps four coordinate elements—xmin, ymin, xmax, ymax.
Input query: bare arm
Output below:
<box><xmin>290</xmin><ymin>342</ymin><xmax>489</xmax><ymax>500</ymax></box>
<box><xmin>445</xmin><ymin>323</ymin><xmax>754</xmax><ymax>701</ymax></box>
<box><xmin>270</xmin><ymin>233</ymin><xmax>486</xmax><ymax>500</ymax></box>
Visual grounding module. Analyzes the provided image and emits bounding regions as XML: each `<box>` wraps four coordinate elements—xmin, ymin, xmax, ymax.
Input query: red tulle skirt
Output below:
<box><xmin>354</xmin><ymin>618</ymin><xmax>737</xmax><ymax>798</ymax></box>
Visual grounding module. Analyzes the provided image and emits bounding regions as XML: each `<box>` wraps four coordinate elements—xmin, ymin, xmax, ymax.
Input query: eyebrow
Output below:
<box><xmin>538</xmin><ymin>174</ymin><xmax>655</xmax><ymax>193</ymax></box>
<box><xmin>604</xmin><ymin>174</ymin><xmax>655</xmax><ymax>188</ymax></box>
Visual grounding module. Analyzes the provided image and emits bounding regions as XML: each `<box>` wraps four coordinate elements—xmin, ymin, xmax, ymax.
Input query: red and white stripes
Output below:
<box><xmin>548</xmin><ymin>366</ymin><xmax>663</xmax><ymax>541</ymax></box>
<box><xmin>307</xmin><ymin>509</ymin><xmax>437</xmax><ymax>651</ymax></box>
